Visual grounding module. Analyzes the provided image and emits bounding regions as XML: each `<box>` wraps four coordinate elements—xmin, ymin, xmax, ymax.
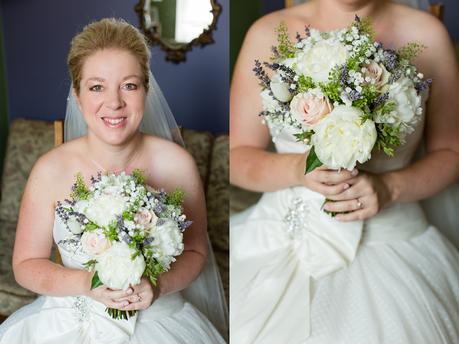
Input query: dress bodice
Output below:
<box><xmin>53</xmin><ymin>214</ymin><xmax>90</xmax><ymax>269</ymax></box>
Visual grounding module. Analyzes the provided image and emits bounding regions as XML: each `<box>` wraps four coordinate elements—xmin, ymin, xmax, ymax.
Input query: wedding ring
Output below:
<box><xmin>356</xmin><ymin>199</ymin><xmax>363</xmax><ymax>209</ymax></box>
<box><xmin>137</xmin><ymin>294</ymin><xmax>142</xmax><ymax>302</ymax></box>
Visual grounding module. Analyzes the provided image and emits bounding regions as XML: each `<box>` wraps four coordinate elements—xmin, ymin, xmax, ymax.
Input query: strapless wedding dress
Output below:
<box><xmin>0</xmin><ymin>215</ymin><xmax>226</xmax><ymax>343</ymax></box>
<box><xmin>230</xmin><ymin>107</ymin><xmax>459</xmax><ymax>343</ymax></box>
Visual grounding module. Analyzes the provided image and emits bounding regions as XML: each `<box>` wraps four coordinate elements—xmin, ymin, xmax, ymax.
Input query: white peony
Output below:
<box><xmin>388</xmin><ymin>77</ymin><xmax>421</xmax><ymax>124</ymax></box>
<box><xmin>312</xmin><ymin>105</ymin><xmax>377</xmax><ymax>170</ymax></box>
<box><xmin>270</xmin><ymin>73</ymin><xmax>292</xmax><ymax>102</ymax></box>
<box><xmin>84</xmin><ymin>193</ymin><xmax>128</xmax><ymax>227</ymax></box>
<box><xmin>96</xmin><ymin>241</ymin><xmax>145</xmax><ymax>290</ymax></box>
<box><xmin>147</xmin><ymin>219</ymin><xmax>184</xmax><ymax>269</ymax></box>
<box><xmin>296</xmin><ymin>39</ymin><xmax>348</xmax><ymax>83</ymax></box>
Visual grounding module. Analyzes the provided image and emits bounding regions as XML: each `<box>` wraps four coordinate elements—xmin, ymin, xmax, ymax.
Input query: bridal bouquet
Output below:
<box><xmin>254</xmin><ymin>16</ymin><xmax>431</xmax><ymax>172</ymax></box>
<box><xmin>56</xmin><ymin>170</ymin><xmax>192</xmax><ymax>320</ymax></box>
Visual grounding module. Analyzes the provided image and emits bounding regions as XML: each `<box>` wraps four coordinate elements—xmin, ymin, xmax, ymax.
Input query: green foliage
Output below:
<box><xmin>305</xmin><ymin>146</ymin><xmax>323</xmax><ymax>174</ymax></box>
<box><xmin>320</xmin><ymin>82</ymin><xmax>341</xmax><ymax>103</ymax></box>
<box><xmin>144</xmin><ymin>258</ymin><xmax>167</xmax><ymax>286</ymax></box>
<box><xmin>375</xmin><ymin>123</ymin><xmax>401</xmax><ymax>156</ymax></box>
<box><xmin>106</xmin><ymin>308</ymin><xmax>136</xmax><ymax>320</ymax></box>
<box><xmin>122</xmin><ymin>210</ymin><xmax>133</xmax><ymax>221</ymax></box>
<box><xmin>355</xmin><ymin>17</ymin><xmax>375</xmax><ymax>41</ymax></box>
<box><xmin>275</xmin><ymin>22</ymin><xmax>296</xmax><ymax>60</ymax></box>
<box><xmin>71</xmin><ymin>173</ymin><xmax>90</xmax><ymax>201</ymax></box>
<box><xmin>83</xmin><ymin>259</ymin><xmax>97</xmax><ymax>271</ymax></box>
<box><xmin>132</xmin><ymin>169</ymin><xmax>146</xmax><ymax>186</ymax></box>
<box><xmin>294</xmin><ymin>130</ymin><xmax>314</xmax><ymax>143</ymax></box>
<box><xmin>397</xmin><ymin>42</ymin><xmax>425</xmax><ymax>62</ymax></box>
<box><xmin>166</xmin><ymin>188</ymin><xmax>185</xmax><ymax>207</ymax></box>
<box><xmin>105</xmin><ymin>222</ymin><xmax>119</xmax><ymax>241</ymax></box>
<box><xmin>91</xmin><ymin>271</ymin><xmax>103</xmax><ymax>289</ymax></box>
<box><xmin>297</xmin><ymin>75</ymin><xmax>316</xmax><ymax>92</ymax></box>
<box><xmin>84</xmin><ymin>222</ymin><xmax>98</xmax><ymax>232</ymax></box>
<box><xmin>353</xmin><ymin>85</ymin><xmax>377</xmax><ymax>110</ymax></box>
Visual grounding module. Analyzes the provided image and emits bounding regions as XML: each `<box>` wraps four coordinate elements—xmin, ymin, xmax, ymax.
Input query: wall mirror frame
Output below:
<box><xmin>135</xmin><ymin>0</ymin><xmax>222</xmax><ymax>63</ymax></box>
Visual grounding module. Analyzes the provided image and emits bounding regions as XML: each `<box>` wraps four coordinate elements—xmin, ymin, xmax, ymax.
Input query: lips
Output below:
<box><xmin>101</xmin><ymin>117</ymin><xmax>127</xmax><ymax>128</ymax></box>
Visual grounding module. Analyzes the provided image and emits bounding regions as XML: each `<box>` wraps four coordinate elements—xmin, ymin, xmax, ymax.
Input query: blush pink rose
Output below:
<box><xmin>290</xmin><ymin>90</ymin><xmax>333</xmax><ymax>129</ymax></box>
<box><xmin>363</xmin><ymin>61</ymin><xmax>390</xmax><ymax>91</ymax></box>
<box><xmin>81</xmin><ymin>231</ymin><xmax>112</xmax><ymax>256</ymax></box>
<box><xmin>134</xmin><ymin>208</ymin><xmax>158</xmax><ymax>227</ymax></box>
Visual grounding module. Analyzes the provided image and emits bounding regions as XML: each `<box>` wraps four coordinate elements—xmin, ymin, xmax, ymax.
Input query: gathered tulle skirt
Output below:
<box><xmin>230</xmin><ymin>187</ymin><xmax>459</xmax><ymax>344</ymax></box>
<box><xmin>0</xmin><ymin>292</ymin><xmax>225</xmax><ymax>344</ymax></box>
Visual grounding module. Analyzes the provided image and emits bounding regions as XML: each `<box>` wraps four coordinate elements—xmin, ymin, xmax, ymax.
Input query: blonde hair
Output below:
<box><xmin>67</xmin><ymin>18</ymin><xmax>150</xmax><ymax>94</ymax></box>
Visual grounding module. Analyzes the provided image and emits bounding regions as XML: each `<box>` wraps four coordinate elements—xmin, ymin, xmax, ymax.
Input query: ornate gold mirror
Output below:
<box><xmin>135</xmin><ymin>0</ymin><xmax>222</xmax><ymax>63</ymax></box>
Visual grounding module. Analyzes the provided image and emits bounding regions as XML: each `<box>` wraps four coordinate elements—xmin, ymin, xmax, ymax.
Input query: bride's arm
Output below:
<box><xmin>12</xmin><ymin>154</ymin><xmax>94</xmax><ymax>296</ymax></box>
<box><xmin>385</xmin><ymin>19</ymin><xmax>459</xmax><ymax>202</ymax></box>
<box><xmin>142</xmin><ymin>143</ymin><xmax>210</xmax><ymax>298</ymax></box>
<box><xmin>230</xmin><ymin>16</ymin><xmax>353</xmax><ymax>193</ymax></box>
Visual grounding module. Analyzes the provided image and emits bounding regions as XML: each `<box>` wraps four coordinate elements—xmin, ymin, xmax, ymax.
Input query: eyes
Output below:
<box><xmin>88</xmin><ymin>83</ymin><xmax>139</xmax><ymax>92</ymax></box>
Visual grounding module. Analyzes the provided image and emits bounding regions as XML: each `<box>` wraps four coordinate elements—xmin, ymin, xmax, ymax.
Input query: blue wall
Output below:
<box><xmin>0</xmin><ymin>0</ymin><xmax>229</xmax><ymax>134</ymax></box>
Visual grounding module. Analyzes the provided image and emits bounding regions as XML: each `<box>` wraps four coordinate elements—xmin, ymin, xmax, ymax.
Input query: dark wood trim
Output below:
<box><xmin>135</xmin><ymin>0</ymin><xmax>222</xmax><ymax>63</ymax></box>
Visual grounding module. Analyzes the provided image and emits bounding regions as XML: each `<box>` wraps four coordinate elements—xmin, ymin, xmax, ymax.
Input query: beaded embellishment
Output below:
<box><xmin>283</xmin><ymin>197</ymin><xmax>312</xmax><ymax>240</ymax></box>
<box><xmin>73</xmin><ymin>296</ymin><xmax>89</xmax><ymax>322</ymax></box>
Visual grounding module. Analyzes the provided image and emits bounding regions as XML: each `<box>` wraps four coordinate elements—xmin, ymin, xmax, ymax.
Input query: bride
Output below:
<box><xmin>0</xmin><ymin>18</ymin><xmax>226</xmax><ymax>343</ymax></box>
<box><xmin>230</xmin><ymin>0</ymin><xmax>459</xmax><ymax>343</ymax></box>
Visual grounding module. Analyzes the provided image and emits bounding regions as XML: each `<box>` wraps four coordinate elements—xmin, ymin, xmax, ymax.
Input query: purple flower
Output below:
<box><xmin>143</xmin><ymin>237</ymin><xmax>155</xmax><ymax>246</ymax></box>
<box><xmin>179</xmin><ymin>220</ymin><xmax>193</xmax><ymax>232</ymax></box>
<box><xmin>415</xmin><ymin>78</ymin><xmax>432</xmax><ymax>94</ymax></box>
<box><xmin>383</xmin><ymin>50</ymin><xmax>398</xmax><ymax>71</ymax></box>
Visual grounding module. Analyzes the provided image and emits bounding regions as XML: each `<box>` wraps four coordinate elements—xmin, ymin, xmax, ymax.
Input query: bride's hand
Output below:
<box><xmin>85</xmin><ymin>284</ymin><xmax>135</xmax><ymax>309</ymax></box>
<box><xmin>323</xmin><ymin>170</ymin><xmax>393</xmax><ymax>221</ymax></box>
<box><xmin>298</xmin><ymin>159</ymin><xmax>359</xmax><ymax>196</ymax></box>
<box><xmin>115</xmin><ymin>277</ymin><xmax>160</xmax><ymax>311</ymax></box>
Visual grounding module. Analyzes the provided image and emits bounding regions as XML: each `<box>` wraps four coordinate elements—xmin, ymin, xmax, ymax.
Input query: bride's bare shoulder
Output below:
<box><xmin>30</xmin><ymin>138</ymin><xmax>85</xmax><ymax>184</ymax></box>
<box><xmin>244</xmin><ymin>4</ymin><xmax>313</xmax><ymax>52</ymax></box>
<box><xmin>386</xmin><ymin>3</ymin><xmax>453</xmax><ymax>73</ymax></box>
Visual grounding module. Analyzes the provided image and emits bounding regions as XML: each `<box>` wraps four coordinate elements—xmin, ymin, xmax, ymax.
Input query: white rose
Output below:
<box><xmin>260</xmin><ymin>89</ymin><xmax>280</xmax><ymax>113</ymax></box>
<box><xmin>270</xmin><ymin>73</ymin><xmax>292</xmax><ymax>102</ymax></box>
<box><xmin>96</xmin><ymin>241</ymin><xmax>145</xmax><ymax>290</ymax></box>
<box><xmin>290</xmin><ymin>88</ymin><xmax>333</xmax><ymax>129</ymax></box>
<box><xmin>81</xmin><ymin>230</ymin><xmax>112</xmax><ymax>256</ymax></box>
<box><xmin>147</xmin><ymin>219</ymin><xmax>184</xmax><ymax>269</ymax></box>
<box><xmin>296</xmin><ymin>40</ymin><xmax>348</xmax><ymax>82</ymax></box>
<box><xmin>84</xmin><ymin>194</ymin><xmax>127</xmax><ymax>227</ymax></box>
<box><xmin>388</xmin><ymin>77</ymin><xmax>421</xmax><ymax>124</ymax></box>
<box><xmin>312</xmin><ymin>105</ymin><xmax>377</xmax><ymax>170</ymax></box>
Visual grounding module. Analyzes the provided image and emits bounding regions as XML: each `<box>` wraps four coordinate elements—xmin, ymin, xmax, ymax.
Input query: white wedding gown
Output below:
<box><xmin>0</xmin><ymin>214</ymin><xmax>226</xmax><ymax>343</ymax></box>
<box><xmin>230</xmin><ymin>104</ymin><xmax>459</xmax><ymax>343</ymax></box>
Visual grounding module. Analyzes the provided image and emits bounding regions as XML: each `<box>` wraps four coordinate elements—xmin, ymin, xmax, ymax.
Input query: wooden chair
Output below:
<box><xmin>53</xmin><ymin>120</ymin><xmax>64</xmax><ymax>265</ymax></box>
<box><xmin>284</xmin><ymin>0</ymin><xmax>444</xmax><ymax>21</ymax></box>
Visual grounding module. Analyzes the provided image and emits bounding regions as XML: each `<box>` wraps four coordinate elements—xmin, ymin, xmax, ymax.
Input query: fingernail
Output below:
<box><xmin>127</xmin><ymin>288</ymin><xmax>133</xmax><ymax>294</ymax></box>
<box><xmin>351</xmin><ymin>169</ymin><xmax>358</xmax><ymax>176</ymax></box>
<box><xmin>122</xmin><ymin>302</ymin><xmax>129</xmax><ymax>307</ymax></box>
<box><xmin>343</xmin><ymin>183</ymin><xmax>349</xmax><ymax>189</ymax></box>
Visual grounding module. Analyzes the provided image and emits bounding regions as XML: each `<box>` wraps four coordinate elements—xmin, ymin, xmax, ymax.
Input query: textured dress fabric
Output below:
<box><xmin>0</xmin><ymin>216</ymin><xmax>226</xmax><ymax>344</ymax></box>
<box><xmin>230</xmin><ymin>100</ymin><xmax>459</xmax><ymax>344</ymax></box>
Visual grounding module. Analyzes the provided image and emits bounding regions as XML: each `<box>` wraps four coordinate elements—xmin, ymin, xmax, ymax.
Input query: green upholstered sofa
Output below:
<box><xmin>0</xmin><ymin>119</ymin><xmax>228</xmax><ymax>319</ymax></box>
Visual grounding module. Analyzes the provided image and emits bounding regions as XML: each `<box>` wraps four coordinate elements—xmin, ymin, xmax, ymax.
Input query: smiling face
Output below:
<box><xmin>76</xmin><ymin>48</ymin><xmax>146</xmax><ymax>146</ymax></box>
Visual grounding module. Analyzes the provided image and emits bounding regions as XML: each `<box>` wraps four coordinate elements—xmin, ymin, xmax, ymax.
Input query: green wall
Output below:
<box><xmin>0</xmin><ymin>9</ymin><xmax>9</xmax><ymax>180</ymax></box>
<box><xmin>230</xmin><ymin>0</ymin><xmax>262</xmax><ymax>77</ymax></box>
